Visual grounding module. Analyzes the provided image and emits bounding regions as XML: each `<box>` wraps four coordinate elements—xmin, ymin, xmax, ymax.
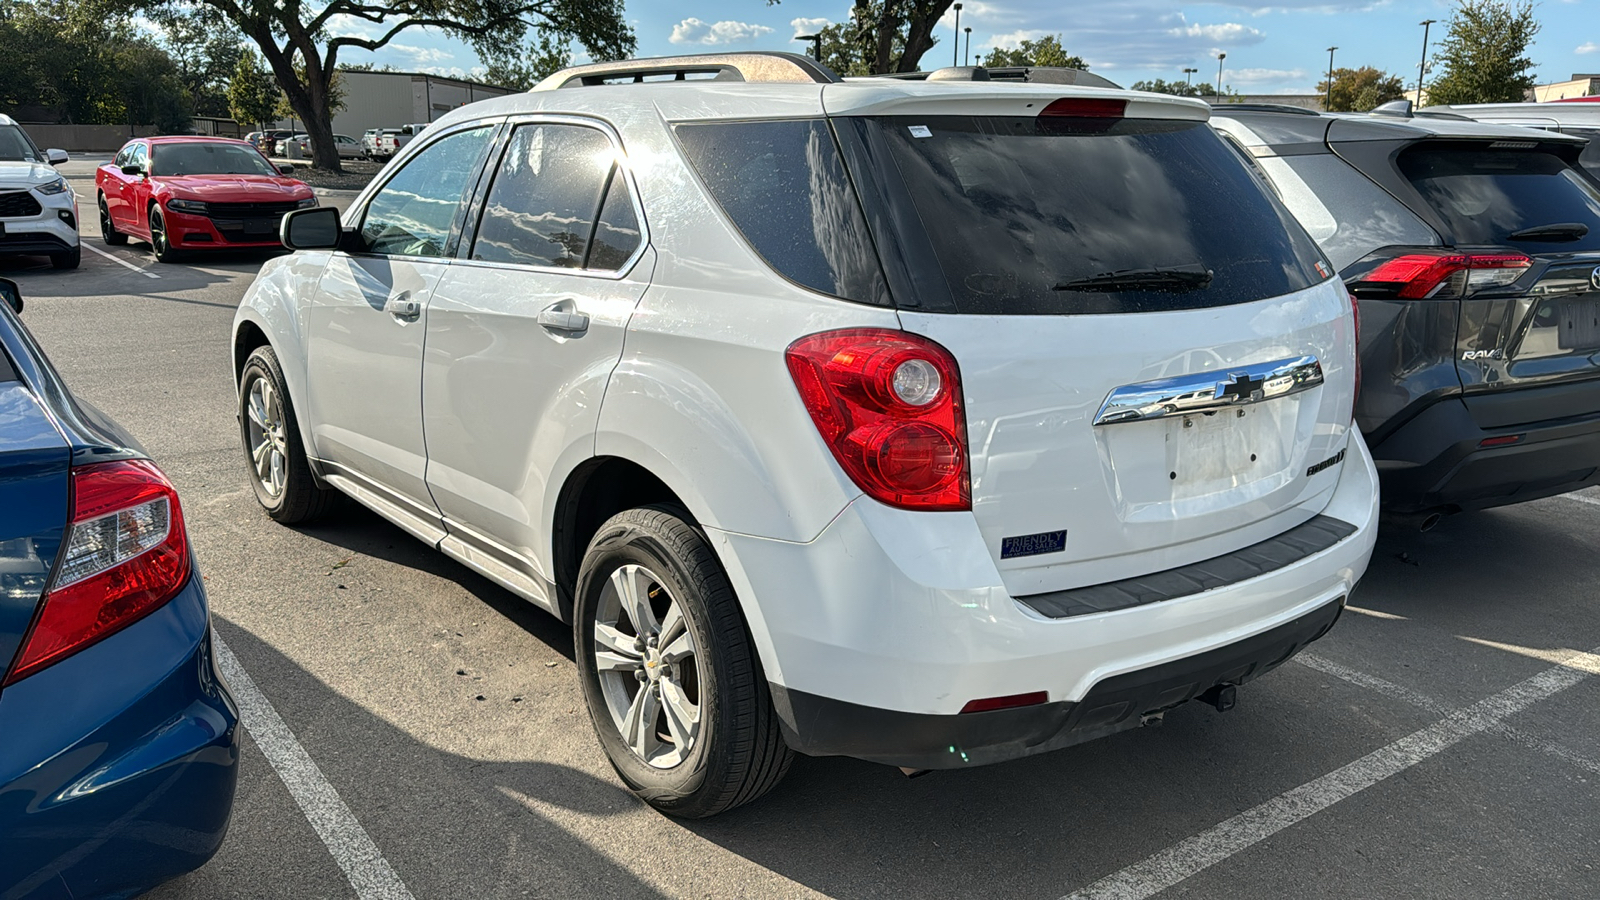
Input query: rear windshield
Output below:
<box><xmin>151</xmin><ymin>143</ymin><xmax>278</xmax><ymax>177</ymax></box>
<box><xmin>1397</xmin><ymin>146</ymin><xmax>1600</xmax><ymax>253</ymax></box>
<box><xmin>843</xmin><ymin>115</ymin><xmax>1329</xmax><ymax>314</ymax></box>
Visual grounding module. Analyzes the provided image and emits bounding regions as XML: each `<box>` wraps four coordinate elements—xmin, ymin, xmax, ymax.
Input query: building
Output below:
<box><xmin>1532</xmin><ymin>74</ymin><xmax>1600</xmax><ymax>102</ymax></box>
<box><xmin>274</xmin><ymin>70</ymin><xmax>516</xmax><ymax>137</ymax></box>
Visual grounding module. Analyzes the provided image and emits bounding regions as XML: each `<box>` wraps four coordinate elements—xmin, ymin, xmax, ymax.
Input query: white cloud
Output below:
<box><xmin>1166</xmin><ymin>22</ymin><xmax>1266</xmax><ymax>45</ymax></box>
<box><xmin>389</xmin><ymin>44</ymin><xmax>454</xmax><ymax>65</ymax></box>
<box><xmin>1578</xmin><ymin>42</ymin><xmax>1600</xmax><ymax>55</ymax></box>
<box><xmin>791</xmin><ymin>17</ymin><xmax>829</xmax><ymax>38</ymax></box>
<box><xmin>1226</xmin><ymin>66</ymin><xmax>1308</xmax><ymax>84</ymax></box>
<box><xmin>669</xmin><ymin>18</ymin><xmax>775</xmax><ymax>46</ymax></box>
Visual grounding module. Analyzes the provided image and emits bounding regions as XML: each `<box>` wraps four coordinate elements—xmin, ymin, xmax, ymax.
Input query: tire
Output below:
<box><xmin>148</xmin><ymin>207</ymin><xmax>181</xmax><ymax>263</ymax></box>
<box><xmin>238</xmin><ymin>345</ymin><xmax>336</xmax><ymax>524</ymax></box>
<box><xmin>50</xmin><ymin>243</ymin><xmax>80</xmax><ymax>270</ymax></box>
<box><xmin>575</xmin><ymin>506</ymin><xmax>791</xmax><ymax>818</ymax></box>
<box><xmin>99</xmin><ymin>194</ymin><xmax>127</xmax><ymax>246</ymax></box>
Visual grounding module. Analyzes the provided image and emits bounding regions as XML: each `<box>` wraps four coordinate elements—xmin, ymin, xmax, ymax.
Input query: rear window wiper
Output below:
<box><xmin>1506</xmin><ymin>222</ymin><xmax>1590</xmax><ymax>242</ymax></box>
<box><xmin>1052</xmin><ymin>264</ymin><xmax>1214</xmax><ymax>293</ymax></box>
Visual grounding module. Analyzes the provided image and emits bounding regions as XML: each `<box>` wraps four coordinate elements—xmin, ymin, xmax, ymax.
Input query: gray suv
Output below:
<box><xmin>1212</xmin><ymin>104</ymin><xmax>1600</xmax><ymax>521</ymax></box>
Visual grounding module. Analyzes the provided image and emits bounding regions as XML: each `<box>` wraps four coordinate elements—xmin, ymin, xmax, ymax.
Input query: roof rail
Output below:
<box><xmin>535</xmin><ymin>52</ymin><xmax>838</xmax><ymax>91</ymax></box>
<box><xmin>870</xmin><ymin>66</ymin><xmax>1121</xmax><ymax>90</ymax></box>
<box><xmin>1208</xmin><ymin>103</ymin><xmax>1323</xmax><ymax>116</ymax></box>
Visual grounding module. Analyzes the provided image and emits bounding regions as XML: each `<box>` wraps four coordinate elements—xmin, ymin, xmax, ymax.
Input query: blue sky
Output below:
<box><xmin>346</xmin><ymin>0</ymin><xmax>1600</xmax><ymax>96</ymax></box>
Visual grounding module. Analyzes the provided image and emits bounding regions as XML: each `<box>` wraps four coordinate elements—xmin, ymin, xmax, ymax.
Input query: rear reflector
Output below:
<box><xmin>1478</xmin><ymin>434</ymin><xmax>1524</xmax><ymax>448</ymax></box>
<box><xmin>1040</xmin><ymin>98</ymin><xmax>1126</xmax><ymax>118</ymax></box>
<box><xmin>3</xmin><ymin>460</ymin><xmax>190</xmax><ymax>686</ymax></box>
<box><xmin>960</xmin><ymin>691</ymin><xmax>1049</xmax><ymax>714</ymax></box>
<box><xmin>1361</xmin><ymin>252</ymin><xmax>1531</xmax><ymax>300</ymax></box>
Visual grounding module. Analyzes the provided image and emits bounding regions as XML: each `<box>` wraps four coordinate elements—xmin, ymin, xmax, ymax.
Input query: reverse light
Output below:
<box><xmin>3</xmin><ymin>460</ymin><xmax>190</xmax><ymax>686</ymax></box>
<box><xmin>960</xmin><ymin>691</ymin><xmax>1049</xmax><ymax>714</ymax></box>
<box><xmin>786</xmin><ymin>329</ymin><xmax>970</xmax><ymax>511</ymax></box>
<box><xmin>1361</xmin><ymin>252</ymin><xmax>1531</xmax><ymax>299</ymax></box>
<box><xmin>1040</xmin><ymin>98</ymin><xmax>1126</xmax><ymax>118</ymax></box>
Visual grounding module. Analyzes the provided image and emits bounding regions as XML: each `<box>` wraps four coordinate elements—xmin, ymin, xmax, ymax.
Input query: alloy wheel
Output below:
<box><xmin>98</xmin><ymin>200</ymin><xmax>112</xmax><ymax>234</ymax></box>
<box><xmin>150</xmin><ymin>211</ymin><xmax>168</xmax><ymax>256</ymax></box>
<box><xmin>245</xmin><ymin>375</ymin><xmax>288</xmax><ymax>499</ymax></box>
<box><xmin>593</xmin><ymin>564</ymin><xmax>702</xmax><ymax>769</ymax></box>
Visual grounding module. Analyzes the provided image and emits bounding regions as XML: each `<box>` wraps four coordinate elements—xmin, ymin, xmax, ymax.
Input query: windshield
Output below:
<box><xmin>1397</xmin><ymin>145</ymin><xmax>1600</xmax><ymax>253</ymax></box>
<box><xmin>150</xmin><ymin>142</ymin><xmax>278</xmax><ymax>177</ymax></box>
<box><xmin>842</xmin><ymin>115</ymin><xmax>1329</xmax><ymax>314</ymax></box>
<box><xmin>0</xmin><ymin>125</ymin><xmax>40</xmax><ymax>163</ymax></box>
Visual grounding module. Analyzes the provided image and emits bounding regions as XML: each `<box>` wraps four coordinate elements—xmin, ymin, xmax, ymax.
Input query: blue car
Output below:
<box><xmin>0</xmin><ymin>279</ymin><xmax>238</xmax><ymax>899</ymax></box>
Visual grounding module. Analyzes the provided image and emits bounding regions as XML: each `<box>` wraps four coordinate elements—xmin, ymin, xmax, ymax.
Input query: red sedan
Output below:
<box><xmin>96</xmin><ymin>137</ymin><xmax>317</xmax><ymax>262</ymax></box>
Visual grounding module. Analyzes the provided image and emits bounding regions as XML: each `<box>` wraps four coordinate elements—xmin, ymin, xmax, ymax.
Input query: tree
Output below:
<box><xmin>105</xmin><ymin>0</ymin><xmax>635</xmax><ymax>172</ymax></box>
<box><xmin>1426</xmin><ymin>0</ymin><xmax>1540</xmax><ymax>105</ymax></box>
<box><xmin>228</xmin><ymin>49</ymin><xmax>280</xmax><ymax>130</ymax></box>
<box><xmin>481</xmin><ymin>28</ymin><xmax>573</xmax><ymax>90</ymax></box>
<box><xmin>1316</xmin><ymin>66</ymin><xmax>1406</xmax><ymax>112</ymax></box>
<box><xmin>1129</xmin><ymin>78</ymin><xmax>1205</xmax><ymax>97</ymax></box>
<box><xmin>981</xmin><ymin>35</ymin><xmax>1086</xmax><ymax>70</ymax></box>
<box><xmin>800</xmin><ymin>1</ymin><xmax>953</xmax><ymax>76</ymax></box>
<box><xmin>158</xmin><ymin>9</ymin><xmax>243</xmax><ymax>118</ymax></box>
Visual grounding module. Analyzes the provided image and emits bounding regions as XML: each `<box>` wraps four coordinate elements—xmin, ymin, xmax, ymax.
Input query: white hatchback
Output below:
<box><xmin>234</xmin><ymin>53</ymin><xmax>1377</xmax><ymax>817</ymax></box>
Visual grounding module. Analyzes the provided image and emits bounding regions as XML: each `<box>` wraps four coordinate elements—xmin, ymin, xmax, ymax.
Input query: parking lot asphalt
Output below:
<box><xmin>12</xmin><ymin>158</ymin><xmax>1600</xmax><ymax>899</ymax></box>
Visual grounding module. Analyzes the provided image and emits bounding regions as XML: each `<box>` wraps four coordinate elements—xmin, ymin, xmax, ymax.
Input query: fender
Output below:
<box><xmin>232</xmin><ymin>250</ymin><xmax>334</xmax><ymax>473</ymax></box>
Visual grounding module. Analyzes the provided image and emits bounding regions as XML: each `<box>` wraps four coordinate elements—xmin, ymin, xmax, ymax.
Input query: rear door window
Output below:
<box><xmin>843</xmin><ymin>115</ymin><xmax>1329</xmax><ymax>315</ymax></box>
<box><xmin>673</xmin><ymin>119</ymin><xmax>890</xmax><ymax>306</ymax></box>
<box><xmin>470</xmin><ymin>123</ymin><xmax>641</xmax><ymax>270</ymax></box>
<box><xmin>1396</xmin><ymin>145</ymin><xmax>1600</xmax><ymax>253</ymax></box>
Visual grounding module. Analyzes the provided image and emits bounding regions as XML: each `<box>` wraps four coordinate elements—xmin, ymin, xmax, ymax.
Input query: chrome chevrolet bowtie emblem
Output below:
<box><xmin>1591</xmin><ymin>266</ymin><xmax>1600</xmax><ymax>291</ymax></box>
<box><xmin>1217</xmin><ymin>372</ymin><xmax>1266</xmax><ymax>404</ymax></box>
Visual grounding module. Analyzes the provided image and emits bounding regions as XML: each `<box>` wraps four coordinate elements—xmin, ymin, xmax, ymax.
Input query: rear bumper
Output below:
<box><xmin>710</xmin><ymin>431</ymin><xmax>1378</xmax><ymax>768</ymax></box>
<box><xmin>1370</xmin><ymin>384</ymin><xmax>1600</xmax><ymax>513</ymax></box>
<box><xmin>0</xmin><ymin>574</ymin><xmax>239</xmax><ymax>900</ymax></box>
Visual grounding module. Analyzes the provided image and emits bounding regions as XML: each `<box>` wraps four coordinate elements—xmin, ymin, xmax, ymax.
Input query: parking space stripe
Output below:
<box><xmin>1560</xmin><ymin>492</ymin><xmax>1600</xmax><ymax>507</ymax></box>
<box><xmin>214</xmin><ymin>634</ymin><xmax>416</xmax><ymax>900</ymax></box>
<box><xmin>1060</xmin><ymin>645</ymin><xmax>1599</xmax><ymax>900</ymax></box>
<box><xmin>81</xmin><ymin>242</ymin><xmax>160</xmax><ymax>279</ymax></box>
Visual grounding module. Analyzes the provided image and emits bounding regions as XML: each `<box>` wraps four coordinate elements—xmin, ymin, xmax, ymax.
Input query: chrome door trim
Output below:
<box><xmin>1092</xmin><ymin>356</ymin><xmax>1324</xmax><ymax>426</ymax></box>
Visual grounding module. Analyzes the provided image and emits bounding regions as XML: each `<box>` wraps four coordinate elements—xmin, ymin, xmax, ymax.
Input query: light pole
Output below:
<box><xmin>1325</xmin><ymin>46</ymin><xmax>1338</xmax><ymax>111</ymax></box>
<box><xmin>952</xmin><ymin>3</ymin><xmax>963</xmax><ymax>66</ymax></box>
<box><xmin>963</xmin><ymin>27</ymin><xmax>972</xmax><ymax>66</ymax></box>
<box><xmin>795</xmin><ymin>33</ymin><xmax>821</xmax><ymax>62</ymax></box>
<box><xmin>1417</xmin><ymin>19</ymin><xmax>1437</xmax><ymax>104</ymax></box>
<box><xmin>1183</xmin><ymin>67</ymin><xmax>1199</xmax><ymax>87</ymax></box>
<box><xmin>1216</xmin><ymin>52</ymin><xmax>1226</xmax><ymax>97</ymax></box>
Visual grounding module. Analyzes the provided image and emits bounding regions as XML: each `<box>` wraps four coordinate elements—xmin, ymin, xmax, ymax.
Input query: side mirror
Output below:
<box><xmin>281</xmin><ymin>206</ymin><xmax>342</xmax><ymax>251</ymax></box>
<box><xmin>0</xmin><ymin>278</ymin><xmax>22</xmax><ymax>314</ymax></box>
<box><xmin>46</xmin><ymin>149</ymin><xmax>68</xmax><ymax>165</ymax></box>
<box><xmin>277</xmin><ymin>164</ymin><xmax>296</xmax><ymax>174</ymax></box>
<box><xmin>120</xmin><ymin>164</ymin><xmax>143</xmax><ymax>176</ymax></box>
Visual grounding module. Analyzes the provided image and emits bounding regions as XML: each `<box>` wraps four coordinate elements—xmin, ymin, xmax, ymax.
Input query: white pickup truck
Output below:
<box><xmin>373</xmin><ymin>122</ymin><xmax>429</xmax><ymax>161</ymax></box>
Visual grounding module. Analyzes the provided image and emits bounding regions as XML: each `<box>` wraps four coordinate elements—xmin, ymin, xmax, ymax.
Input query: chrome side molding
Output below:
<box><xmin>1093</xmin><ymin>356</ymin><xmax>1323</xmax><ymax>426</ymax></box>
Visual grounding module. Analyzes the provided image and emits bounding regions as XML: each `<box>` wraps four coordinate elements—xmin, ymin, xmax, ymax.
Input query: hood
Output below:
<box><xmin>0</xmin><ymin>160</ymin><xmax>61</xmax><ymax>189</ymax></box>
<box><xmin>156</xmin><ymin>174</ymin><xmax>311</xmax><ymax>202</ymax></box>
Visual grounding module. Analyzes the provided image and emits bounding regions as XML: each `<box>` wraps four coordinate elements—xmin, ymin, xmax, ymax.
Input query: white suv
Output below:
<box><xmin>234</xmin><ymin>53</ymin><xmax>1377</xmax><ymax>817</ymax></box>
<box><xmin>0</xmin><ymin>115</ymin><xmax>78</xmax><ymax>270</ymax></box>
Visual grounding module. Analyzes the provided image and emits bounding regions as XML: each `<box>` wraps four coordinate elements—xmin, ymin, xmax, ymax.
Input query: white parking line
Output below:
<box><xmin>214</xmin><ymin>634</ymin><xmax>415</xmax><ymax>900</ymax></box>
<box><xmin>1560</xmin><ymin>492</ymin><xmax>1600</xmax><ymax>507</ymax></box>
<box><xmin>1061</xmin><ymin>645</ymin><xmax>1598</xmax><ymax>900</ymax></box>
<box><xmin>81</xmin><ymin>242</ymin><xmax>160</xmax><ymax>279</ymax></box>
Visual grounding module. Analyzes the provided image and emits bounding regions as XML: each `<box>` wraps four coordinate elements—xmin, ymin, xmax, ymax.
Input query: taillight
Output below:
<box><xmin>785</xmin><ymin>329</ymin><xmax>970</xmax><ymax>511</ymax></box>
<box><xmin>3</xmin><ymin>460</ymin><xmax>190</xmax><ymax>686</ymax></box>
<box><xmin>1348</xmin><ymin>291</ymin><xmax>1361</xmax><ymax>424</ymax></box>
<box><xmin>1040</xmin><ymin>98</ymin><xmax>1126</xmax><ymax>118</ymax></box>
<box><xmin>1360</xmin><ymin>252</ymin><xmax>1531</xmax><ymax>299</ymax></box>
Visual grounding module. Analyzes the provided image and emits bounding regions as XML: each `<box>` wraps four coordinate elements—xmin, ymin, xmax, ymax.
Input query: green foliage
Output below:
<box><xmin>806</xmin><ymin>1</ymin><xmax>953</xmax><ymax>76</ymax></box>
<box><xmin>481</xmin><ymin>29</ymin><xmax>574</xmax><ymax>90</ymax></box>
<box><xmin>0</xmin><ymin>1</ymin><xmax>190</xmax><ymax>129</ymax></box>
<box><xmin>1426</xmin><ymin>0</ymin><xmax>1540</xmax><ymax>105</ymax></box>
<box><xmin>227</xmin><ymin>50</ymin><xmax>279</xmax><ymax>130</ymax></box>
<box><xmin>1130</xmin><ymin>78</ymin><xmax>1205</xmax><ymax>97</ymax></box>
<box><xmin>1316</xmin><ymin>66</ymin><xmax>1407</xmax><ymax>112</ymax></box>
<box><xmin>981</xmin><ymin>35</ymin><xmax>1086</xmax><ymax>70</ymax></box>
<box><xmin>156</xmin><ymin>9</ymin><xmax>242</xmax><ymax>118</ymax></box>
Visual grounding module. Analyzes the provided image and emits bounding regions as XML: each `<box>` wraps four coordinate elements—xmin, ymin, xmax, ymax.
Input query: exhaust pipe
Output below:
<box><xmin>1197</xmin><ymin>683</ymin><xmax>1238</xmax><ymax>713</ymax></box>
<box><xmin>1419</xmin><ymin>512</ymin><xmax>1443</xmax><ymax>533</ymax></box>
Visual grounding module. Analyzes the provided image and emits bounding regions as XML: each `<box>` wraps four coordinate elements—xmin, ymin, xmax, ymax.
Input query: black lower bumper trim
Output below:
<box><xmin>771</xmin><ymin>596</ymin><xmax>1345</xmax><ymax>769</ymax></box>
<box><xmin>1017</xmin><ymin>515</ymin><xmax>1356</xmax><ymax>619</ymax></box>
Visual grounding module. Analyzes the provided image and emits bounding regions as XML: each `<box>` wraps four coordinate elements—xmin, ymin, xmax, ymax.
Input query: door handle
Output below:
<box><xmin>385</xmin><ymin>296</ymin><xmax>421</xmax><ymax>321</ymax></box>
<box><xmin>537</xmin><ymin>304</ymin><xmax>589</xmax><ymax>335</ymax></box>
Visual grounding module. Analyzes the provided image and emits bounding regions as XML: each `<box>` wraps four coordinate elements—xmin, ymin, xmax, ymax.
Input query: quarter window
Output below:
<box><xmin>360</xmin><ymin>125</ymin><xmax>495</xmax><ymax>258</ymax></box>
<box><xmin>470</xmin><ymin>123</ymin><xmax>640</xmax><ymax>270</ymax></box>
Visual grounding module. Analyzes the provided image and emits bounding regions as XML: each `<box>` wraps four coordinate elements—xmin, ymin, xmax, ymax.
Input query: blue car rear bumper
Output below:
<box><xmin>0</xmin><ymin>574</ymin><xmax>239</xmax><ymax>900</ymax></box>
